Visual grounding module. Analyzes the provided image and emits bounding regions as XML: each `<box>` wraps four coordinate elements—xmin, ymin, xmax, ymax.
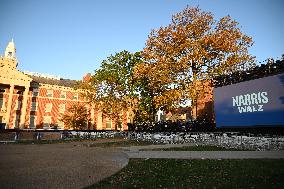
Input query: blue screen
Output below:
<box><xmin>214</xmin><ymin>73</ymin><xmax>284</xmax><ymax>128</ymax></box>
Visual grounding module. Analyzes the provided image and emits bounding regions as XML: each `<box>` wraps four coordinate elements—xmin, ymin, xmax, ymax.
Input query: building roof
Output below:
<box><xmin>29</xmin><ymin>75</ymin><xmax>78</xmax><ymax>88</ymax></box>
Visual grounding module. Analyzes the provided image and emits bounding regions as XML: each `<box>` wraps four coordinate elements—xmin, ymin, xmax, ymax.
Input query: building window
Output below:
<box><xmin>73</xmin><ymin>93</ymin><xmax>78</xmax><ymax>100</ymax></box>
<box><xmin>33</xmin><ymin>88</ymin><xmax>39</xmax><ymax>97</ymax></box>
<box><xmin>84</xmin><ymin>120</ymin><xmax>88</xmax><ymax>129</ymax></box>
<box><xmin>118</xmin><ymin>118</ymin><xmax>122</xmax><ymax>129</ymax></box>
<box><xmin>45</xmin><ymin>103</ymin><xmax>52</xmax><ymax>112</ymax></box>
<box><xmin>60</xmin><ymin>91</ymin><xmax>66</xmax><ymax>99</ymax></box>
<box><xmin>17</xmin><ymin>90</ymin><xmax>23</xmax><ymax>95</ymax></box>
<box><xmin>14</xmin><ymin>101</ymin><xmax>22</xmax><ymax>110</ymax></box>
<box><xmin>57</xmin><ymin>117</ymin><xmax>64</xmax><ymax>129</ymax></box>
<box><xmin>126</xmin><ymin>111</ymin><xmax>130</xmax><ymax>123</ymax></box>
<box><xmin>0</xmin><ymin>87</ymin><xmax>5</xmax><ymax>93</ymax></box>
<box><xmin>43</xmin><ymin>116</ymin><xmax>51</xmax><ymax>129</ymax></box>
<box><xmin>31</xmin><ymin>102</ymin><xmax>38</xmax><ymax>111</ymax></box>
<box><xmin>29</xmin><ymin>115</ymin><xmax>36</xmax><ymax>128</ymax></box>
<box><xmin>47</xmin><ymin>89</ymin><xmax>53</xmax><ymax>97</ymax></box>
<box><xmin>14</xmin><ymin>114</ymin><xmax>20</xmax><ymax>128</ymax></box>
<box><xmin>59</xmin><ymin>104</ymin><xmax>65</xmax><ymax>113</ymax></box>
<box><xmin>106</xmin><ymin>118</ymin><xmax>112</xmax><ymax>129</ymax></box>
<box><xmin>0</xmin><ymin>98</ymin><xmax>4</xmax><ymax>109</ymax></box>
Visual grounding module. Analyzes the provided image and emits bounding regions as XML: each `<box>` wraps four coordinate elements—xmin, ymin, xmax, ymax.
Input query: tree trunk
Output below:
<box><xmin>192</xmin><ymin>63</ymin><xmax>198</xmax><ymax>120</ymax></box>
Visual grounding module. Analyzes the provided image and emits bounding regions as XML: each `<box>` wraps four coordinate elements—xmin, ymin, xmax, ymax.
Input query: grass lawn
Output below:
<box><xmin>141</xmin><ymin>145</ymin><xmax>248</xmax><ymax>151</ymax></box>
<box><xmin>3</xmin><ymin>139</ymin><xmax>158</xmax><ymax>146</ymax></box>
<box><xmin>86</xmin><ymin>159</ymin><xmax>284</xmax><ymax>189</ymax></box>
<box><xmin>87</xmin><ymin>140</ymin><xmax>159</xmax><ymax>147</ymax></box>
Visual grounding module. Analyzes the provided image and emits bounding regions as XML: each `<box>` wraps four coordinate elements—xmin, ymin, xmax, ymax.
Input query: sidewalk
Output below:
<box><xmin>125</xmin><ymin>150</ymin><xmax>284</xmax><ymax>159</ymax></box>
<box><xmin>120</xmin><ymin>143</ymin><xmax>203</xmax><ymax>151</ymax></box>
<box><xmin>120</xmin><ymin>143</ymin><xmax>284</xmax><ymax>159</ymax></box>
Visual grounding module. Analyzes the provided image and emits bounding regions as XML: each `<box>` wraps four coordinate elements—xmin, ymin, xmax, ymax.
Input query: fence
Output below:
<box><xmin>1</xmin><ymin>130</ymin><xmax>283</xmax><ymax>151</ymax></box>
<box><xmin>126</xmin><ymin>132</ymin><xmax>284</xmax><ymax>151</ymax></box>
<box><xmin>0</xmin><ymin>130</ymin><xmax>126</xmax><ymax>142</ymax></box>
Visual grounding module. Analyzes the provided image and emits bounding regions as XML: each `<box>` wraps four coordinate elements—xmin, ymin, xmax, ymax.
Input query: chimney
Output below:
<box><xmin>83</xmin><ymin>73</ymin><xmax>91</xmax><ymax>83</ymax></box>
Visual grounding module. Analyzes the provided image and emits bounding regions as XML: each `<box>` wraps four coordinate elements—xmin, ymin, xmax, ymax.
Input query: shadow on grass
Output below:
<box><xmin>86</xmin><ymin>159</ymin><xmax>284</xmax><ymax>189</ymax></box>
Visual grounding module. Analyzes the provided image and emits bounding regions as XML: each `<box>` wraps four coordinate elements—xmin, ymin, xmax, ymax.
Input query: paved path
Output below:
<box><xmin>121</xmin><ymin>143</ymin><xmax>284</xmax><ymax>159</ymax></box>
<box><xmin>0</xmin><ymin>142</ymin><xmax>128</xmax><ymax>189</ymax></box>
<box><xmin>1</xmin><ymin>141</ymin><xmax>283</xmax><ymax>189</ymax></box>
<box><xmin>125</xmin><ymin>150</ymin><xmax>284</xmax><ymax>159</ymax></box>
<box><xmin>120</xmin><ymin>143</ymin><xmax>202</xmax><ymax>151</ymax></box>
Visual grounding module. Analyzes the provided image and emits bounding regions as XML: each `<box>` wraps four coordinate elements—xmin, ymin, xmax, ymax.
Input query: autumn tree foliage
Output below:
<box><xmin>135</xmin><ymin>6</ymin><xmax>255</xmax><ymax>120</ymax></box>
<box><xmin>61</xmin><ymin>104</ymin><xmax>89</xmax><ymax>130</ymax></box>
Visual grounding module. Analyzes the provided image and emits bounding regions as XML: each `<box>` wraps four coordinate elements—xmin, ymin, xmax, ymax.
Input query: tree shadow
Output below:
<box><xmin>279</xmin><ymin>74</ymin><xmax>284</xmax><ymax>104</ymax></box>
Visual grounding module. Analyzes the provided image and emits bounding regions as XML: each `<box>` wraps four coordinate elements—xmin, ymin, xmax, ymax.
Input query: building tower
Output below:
<box><xmin>4</xmin><ymin>39</ymin><xmax>18</xmax><ymax>68</ymax></box>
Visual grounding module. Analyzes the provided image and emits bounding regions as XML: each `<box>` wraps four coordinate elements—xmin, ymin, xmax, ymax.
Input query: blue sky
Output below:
<box><xmin>0</xmin><ymin>0</ymin><xmax>283</xmax><ymax>80</ymax></box>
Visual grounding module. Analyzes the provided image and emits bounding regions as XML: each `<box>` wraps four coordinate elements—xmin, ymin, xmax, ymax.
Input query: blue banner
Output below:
<box><xmin>214</xmin><ymin>73</ymin><xmax>284</xmax><ymax>128</ymax></box>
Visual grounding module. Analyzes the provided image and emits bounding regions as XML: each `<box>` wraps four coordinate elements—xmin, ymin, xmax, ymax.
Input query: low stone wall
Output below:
<box><xmin>19</xmin><ymin>132</ymin><xmax>35</xmax><ymax>140</ymax></box>
<box><xmin>0</xmin><ymin>131</ymin><xmax>61</xmax><ymax>141</ymax></box>
<box><xmin>40</xmin><ymin>132</ymin><xmax>61</xmax><ymax>140</ymax></box>
<box><xmin>0</xmin><ymin>130</ymin><xmax>122</xmax><ymax>141</ymax></box>
<box><xmin>0</xmin><ymin>132</ymin><xmax>16</xmax><ymax>141</ymax></box>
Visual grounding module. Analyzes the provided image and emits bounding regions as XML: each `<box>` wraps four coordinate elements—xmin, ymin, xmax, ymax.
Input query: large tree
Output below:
<box><xmin>81</xmin><ymin>51</ymin><xmax>142</xmax><ymax>129</ymax></box>
<box><xmin>135</xmin><ymin>6</ymin><xmax>255</xmax><ymax>120</ymax></box>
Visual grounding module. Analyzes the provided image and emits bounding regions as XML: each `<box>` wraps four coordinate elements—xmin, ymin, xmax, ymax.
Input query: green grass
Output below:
<box><xmin>87</xmin><ymin>140</ymin><xmax>159</xmax><ymax>147</ymax></box>
<box><xmin>2</xmin><ymin>139</ymin><xmax>158</xmax><ymax>146</ymax></box>
<box><xmin>142</xmin><ymin>145</ymin><xmax>248</xmax><ymax>151</ymax></box>
<box><xmin>86</xmin><ymin>159</ymin><xmax>284</xmax><ymax>189</ymax></box>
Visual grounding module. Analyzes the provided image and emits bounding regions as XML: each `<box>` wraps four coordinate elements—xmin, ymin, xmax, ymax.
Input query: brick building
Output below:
<box><xmin>191</xmin><ymin>80</ymin><xmax>214</xmax><ymax>120</ymax></box>
<box><xmin>0</xmin><ymin>40</ymin><xmax>128</xmax><ymax>130</ymax></box>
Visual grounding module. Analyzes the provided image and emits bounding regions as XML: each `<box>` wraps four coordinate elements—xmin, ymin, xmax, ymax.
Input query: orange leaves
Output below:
<box><xmin>154</xmin><ymin>88</ymin><xmax>184</xmax><ymax>109</ymax></box>
<box><xmin>137</xmin><ymin>6</ymin><xmax>255</xmax><ymax>112</ymax></box>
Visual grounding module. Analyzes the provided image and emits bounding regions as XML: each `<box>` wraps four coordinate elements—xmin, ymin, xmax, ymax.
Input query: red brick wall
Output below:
<box><xmin>1</xmin><ymin>84</ymin><xmax>129</xmax><ymax>130</ymax></box>
<box><xmin>192</xmin><ymin>80</ymin><xmax>214</xmax><ymax>120</ymax></box>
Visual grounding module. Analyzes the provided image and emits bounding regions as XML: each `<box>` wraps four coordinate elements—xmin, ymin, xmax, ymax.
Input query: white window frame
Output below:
<box><xmin>47</xmin><ymin>89</ymin><xmax>53</xmax><ymax>98</ymax></box>
<box><xmin>43</xmin><ymin>116</ymin><xmax>51</xmax><ymax>129</ymax></box>
<box><xmin>60</xmin><ymin>91</ymin><xmax>66</xmax><ymax>99</ymax></box>
<box><xmin>29</xmin><ymin>115</ymin><xmax>37</xmax><ymax>128</ymax></box>
<box><xmin>126</xmin><ymin>111</ymin><xmax>130</xmax><ymax>123</ymax></box>
<box><xmin>73</xmin><ymin>93</ymin><xmax>78</xmax><ymax>100</ymax></box>
<box><xmin>31</xmin><ymin>102</ymin><xmax>38</xmax><ymax>111</ymax></box>
<box><xmin>45</xmin><ymin>103</ymin><xmax>52</xmax><ymax>112</ymax></box>
<box><xmin>59</xmin><ymin>104</ymin><xmax>65</xmax><ymax>113</ymax></box>
<box><xmin>106</xmin><ymin>118</ymin><xmax>112</xmax><ymax>129</ymax></box>
<box><xmin>57</xmin><ymin>117</ymin><xmax>64</xmax><ymax>129</ymax></box>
